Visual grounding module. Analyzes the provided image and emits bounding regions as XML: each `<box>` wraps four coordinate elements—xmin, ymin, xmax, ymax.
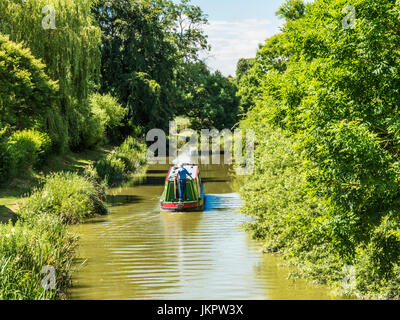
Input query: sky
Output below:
<box><xmin>189</xmin><ymin>0</ymin><xmax>288</xmax><ymax>76</ymax></box>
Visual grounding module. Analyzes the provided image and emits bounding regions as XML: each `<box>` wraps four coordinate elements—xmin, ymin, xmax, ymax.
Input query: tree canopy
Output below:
<box><xmin>238</xmin><ymin>0</ymin><xmax>400</xmax><ymax>299</ymax></box>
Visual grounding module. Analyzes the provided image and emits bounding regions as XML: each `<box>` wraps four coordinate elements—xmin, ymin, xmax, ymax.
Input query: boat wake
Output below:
<box><xmin>204</xmin><ymin>193</ymin><xmax>243</xmax><ymax>211</ymax></box>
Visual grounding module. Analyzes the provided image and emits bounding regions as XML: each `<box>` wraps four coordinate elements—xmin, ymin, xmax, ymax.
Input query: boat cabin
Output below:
<box><xmin>160</xmin><ymin>164</ymin><xmax>205</xmax><ymax>212</ymax></box>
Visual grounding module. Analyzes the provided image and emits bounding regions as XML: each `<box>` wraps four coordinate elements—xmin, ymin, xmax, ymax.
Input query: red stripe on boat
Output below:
<box><xmin>162</xmin><ymin>202</ymin><xmax>201</xmax><ymax>209</ymax></box>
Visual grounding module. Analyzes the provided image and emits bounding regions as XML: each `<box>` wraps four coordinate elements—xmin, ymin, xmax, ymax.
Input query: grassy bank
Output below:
<box><xmin>0</xmin><ymin>146</ymin><xmax>111</xmax><ymax>219</ymax></box>
<box><xmin>0</xmin><ymin>137</ymin><xmax>147</xmax><ymax>299</ymax></box>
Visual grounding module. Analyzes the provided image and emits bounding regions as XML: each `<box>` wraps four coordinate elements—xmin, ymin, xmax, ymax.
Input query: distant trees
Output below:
<box><xmin>92</xmin><ymin>0</ymin><xmax>178</xmax><ymax>133</ymax></box>
<box><xmin>93</xmin><ymin>0</ymin><xmax>222</xmax><ymax>134</ymax></box>
<box><xmin>181</xmin><ymin>62</ymin><xmax>240</xmax><ymax>130</ymax></box>
<box><xmin>276</xmin><ymin>0</ymin><xmax>306</xmax><ymax>21</ymax></box>
<box><xmin>236</xmin><ymin>58</ymin><xmax>254</xmax><ymax>82</ymax></box>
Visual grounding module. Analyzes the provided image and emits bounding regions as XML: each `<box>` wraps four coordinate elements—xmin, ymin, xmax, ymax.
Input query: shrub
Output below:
<box><xmin>90</xmin><ymin>93</ymin><xmax>126</xmax><ymax>130</ymax></box>
<box><xmin>94</xmin><ymin>155</ymin><xmax>126</xmax><ymax>186</ymax></box>
<box><xmin>117</xmin><ymin>136</ymin><xmax>147</xmax><ymax>169</ymax></box>
<box><xmin>18</xmin><ymin>172</ymin><xmax>108</xmax><ymax>225</ymax></box>
<box><xmin>354</xmin><ymin>214</ymin><xmax>400</xmax><ymax>298</ymax></box>
<box><xmin>0</xmin><ymin>217</ymin><xmax>77</xmax><ymax>300</ymax></box>
<box><xmin>92</xmin><ymin>136</ymin><xmax>147</xmax><ymax>186</ymax></box>
<box><xmin>0</xmin><ymin>34</ymin><xmax>60</xmax><ymax>142</ymax></box>
<box><xmin>0</xmin><ymin>129</ymin><xmax>51</xmax><ymax>181</ymax></box>
<box><xmin>80</xmin><ymin>115</ymin><xmax>105</xmax><ymax>149</ymax></box>
<box><xmin>80</xmin><ymin>93</ymin><xmax>127</xmax><ymax>149</ymax></box>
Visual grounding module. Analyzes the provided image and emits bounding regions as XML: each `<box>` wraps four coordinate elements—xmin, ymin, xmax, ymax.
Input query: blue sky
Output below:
<box><xmin>189</xmin><ymin>0</ymin><xmax>288</xmax><ymax>76</ymax></box>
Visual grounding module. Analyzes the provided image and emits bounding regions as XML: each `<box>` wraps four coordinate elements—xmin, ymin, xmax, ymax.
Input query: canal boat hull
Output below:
<box><xmin>160</xmin><ymin>197</ymin><xmax>205</xmax><ymax>212</ymax></box>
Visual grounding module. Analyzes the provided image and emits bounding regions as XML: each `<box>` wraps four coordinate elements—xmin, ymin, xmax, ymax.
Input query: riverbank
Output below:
<box><xmin>0</xmin><ymin>137</ymin><xmax>147</xmax><ymax>299</ymax></box>
<box><xmin>238</xmin><ymin>120</ymin><xmax>400</xmax><ymax>300</ymax></box>
<box><xmin>0</xmin><ymin>147</ymin><xmax>111</xmax><ymax>221</ymax></box>
<box><xmin>69</xmin><ymin>159</ymin><xmax>341</xmax><ymax>300</ymax></box>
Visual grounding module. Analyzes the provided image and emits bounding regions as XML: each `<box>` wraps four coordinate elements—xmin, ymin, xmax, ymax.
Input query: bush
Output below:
<box><xmin>92</xmin><ymin>136</ymin><xmax>147</xmax><ymax>186</ymax></box>
<box><xmin>354</xmin><ymin>214</ymin><xmax>400</xmax><ymax>298</ymax></box>
<box><xmin>0</xmin><ymin>129</ymin><xmax>51</xmax><ymax>181</ymax></box>
<box><xmin>90</xmin><ymin>93</ymin><xmax>127</xmax><ymax>130</ymax></box>
<box><xmin>237</xmin><ymin>0</ymin><xmax>400</xmax><ymax>299</ymax></box>
<box><xmin>80</xmin><ymin>115</ymin><xmax>105</xmax><ymax>149</ymax></box>
<box><xmin>94</xmin><ymin>155</ymin><xmax>126</xmax><ymax>186</ymax></box>
<box><xmin>80</xmin><ymin>93</ymin><xmax>127</xmax><ymax>149</ymax></box>
<box><xmin>0</xmin><ymin>33</ymin><xmax>60</xmax><ymax>145</ymax></box>
<box><xmin>18</xmin><ymin>172</ymin><xmax>108</xmax><ymax>225</ymax></box>
<box><xmin>0</xmin><ymin>0</ymin><xmax>102</xmax><ymax>150</ymax></box>
<box><xmin>0</xmin><ymin>217</ymin><xmax>77</xmax><ymax>300</ymax></box>
<box><xmin>117</xmin><ymin>136</ymin><xmax>147</xmax><ymax>170</ymax></box>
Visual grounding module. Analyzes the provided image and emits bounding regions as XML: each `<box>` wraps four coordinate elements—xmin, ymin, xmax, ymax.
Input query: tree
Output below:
<box><xmin>0</xmin><ymin>34</ymin><xmax>63</xmax><ymax>150</ymax></box>
<box><xmin>0</xmin><ymin>0</ymin><xmax>102</xmax><ymax>150</ymax></box>
<box><xmin>92</xmin><ymin>0</ymin><xmax>210</xmax><ymax>134</ymax></box>
<box><xmin>276</xmin><ymin>0</ymin><xmax>306</xmax><ymax>21</ymax></box>
<box><xmin>183</xmin><ymin>62</ymin><xmax>240</xmax><ymax>130</ymax></box>
<box><xmin>236</xmin><ymin>58</ymin><xmax>254</xmax><ymax>81</ymax></box>
<box><xmin>238</xmin><ymin>0</ymin><xmax>400</xmax><ymax>298</ymax></box>
<box><xmin>162</xmin><ymin>0</ymin><xmax>210</xmax><ymax>63</ymax></box>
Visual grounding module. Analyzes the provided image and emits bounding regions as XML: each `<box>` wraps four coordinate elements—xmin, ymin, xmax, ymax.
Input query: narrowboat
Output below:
<box><xmin>160</xmin><ymin>164</ymin><xmax>205</xmax><ymax>212</ymax></box>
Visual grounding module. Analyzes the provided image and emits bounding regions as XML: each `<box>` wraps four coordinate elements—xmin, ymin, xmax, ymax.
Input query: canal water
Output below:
<box><xmin>70</xmin><ymin>161</ymin><xmax>342</xmax><ymax>300</ymax></box>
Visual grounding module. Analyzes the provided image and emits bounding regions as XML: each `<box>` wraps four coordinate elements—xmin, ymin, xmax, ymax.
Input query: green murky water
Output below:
<box><xmin>70</xmin><ymin>161</ymin><xmax>343</xmax><ymax>300</ymax></box>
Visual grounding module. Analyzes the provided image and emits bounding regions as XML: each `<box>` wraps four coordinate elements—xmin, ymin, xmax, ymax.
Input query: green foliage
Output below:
<box><xmin>0</xmin><ymin>0</ymin><xmax>101</xmax><ymax>150</ymax></box>
<box><xmin>8</xmin><ymin>129</ymin><xmax>51</xmax><ymax>166</ymax></box>
<box><xmin>93</xmin><ymin>156</ymin><xmax>126</xmax><ymax>186</ymax></box>
<box><xmin>0</xmin><ymin>129</ymin><xmax>51</xmax><ymax>181</ymax></box>
<box><xmin>236</xmin><ymin>58</ymin><xmax>254</xmax><ymax>81</ymax></box>
<box><xmin>276</xmin><ymin>0</ymin><xmax>306</xmax><ymax>21</ymax></box>
<box><xmin>93</xmin><ymin>0</ymin><xmax>212</xmax><ymax>133</ymax></box>
<box><xmin>181</xmin><ymin>62</ymin><xmax>240</xmax><ymax>130</ymax></box>
<box><xmin>90</xmin><ymin>137</ymin><xmax>147</xmax><ymax>186</ymax></box>
<box><xmin>236</xmin><ymin>34</ymin><xmax>290</xmax><ymax>114</ymax></box>
<box><xmin>0</xmin><ymin>216</ymin><xmax>77</xmax><ymax>300</ymax></box>
<box><xmin>80</xmin><ymin>93</ymin><xmax>127</xmax><ymax>149</ymax></box>
<box><xmin>18</xmin><ymin>172</ymin><xmax>108</xmax><ymax>225</ymax></box>
<box><xmin>128</xmin><ymin>72</ymin><xmax>163</xmax><ymax>130</ymax></box>
<box><xmin>353</xmin><ymin>214</ymin><xmax>400</xmax><ymax>298</ymax></box>
<box><xmin>239</xmin><ymin>0</ymin><xmax>400</xmax><ymax>298</ymax></box>
<box><xmin>80</xmin><ymin>115</ymin><xmax>104</xmax><ymax>150</ymax></box>
<box><xmin>90</xmin><ymin>93</ymin><xmax>126</xmax><ymax>131</ymax></box>
<box><xmin>0</xmin><ymin>34</ymin><xmax>64</xmax><ymax>149</ymax></box>
<box><xmin>164</xmin><ymin>0</ymin><xmax>210</xmax><ymax>62</ymax></box>
<box><xmin>93</xmin><ymin>0</ymin><xmax>176</xmax><ymax>132</ymax></box>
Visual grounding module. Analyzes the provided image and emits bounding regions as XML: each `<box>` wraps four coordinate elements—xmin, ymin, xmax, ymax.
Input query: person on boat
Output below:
<box><xmin>177</xmin><ymin>164</ymin><xmax>193</xmax><ymax>202</ymax></box>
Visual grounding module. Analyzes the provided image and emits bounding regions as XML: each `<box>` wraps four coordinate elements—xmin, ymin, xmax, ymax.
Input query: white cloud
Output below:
<box><xmin>200</xmin><ymin>18</ymin><xmax>281</xmax><ymax>77</ymax></box>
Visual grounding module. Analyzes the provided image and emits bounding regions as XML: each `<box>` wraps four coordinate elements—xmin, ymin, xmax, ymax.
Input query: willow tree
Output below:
<box><xmin>0</xmin><ymin>0</ymin><xmax>101</xmax><ymax>150</ymax></box>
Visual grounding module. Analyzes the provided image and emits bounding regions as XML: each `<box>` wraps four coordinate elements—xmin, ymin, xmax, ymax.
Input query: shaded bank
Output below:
<box><xmin>0</xmin><ymin>137</ymin><xmax>147</xmax><ymax>299</ymax></box>
<box><xmin>69</xmin><ymin>160</ymin><xmax>343</xmax><ymax>300</ymax></box>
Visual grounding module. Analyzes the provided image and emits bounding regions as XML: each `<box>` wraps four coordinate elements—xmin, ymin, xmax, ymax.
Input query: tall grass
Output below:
<box><xmin>87</xmin><ymin>136</ymin><xmax>147</xmax><ymax>186</ymax></box>
<box><xmin>0</xmin><ymin>137</ymin><xmax>146</xmax><ymax>300</ymax></box>
<box><xmin>0</xmin><ymin>216</ymin><xmax>78</xmax><ymax>300</ymax></box>
<box><xmin>18</xmin><ymin>172</ymin><xmax>108</xmax><ymax>225</ymax></box>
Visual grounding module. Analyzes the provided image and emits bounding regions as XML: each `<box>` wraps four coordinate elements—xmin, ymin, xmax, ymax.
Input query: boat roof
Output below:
<box><xmin>166</xmin><ymin>164</ymin><xmax>199</xmax><ymax>181</ymax></box>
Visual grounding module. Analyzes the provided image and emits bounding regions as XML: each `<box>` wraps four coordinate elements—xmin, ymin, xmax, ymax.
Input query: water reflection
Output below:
<box><xmin>70</xmin><ymin>161</ymin><xmax>343</xmax><ymax>300</ymax></box>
